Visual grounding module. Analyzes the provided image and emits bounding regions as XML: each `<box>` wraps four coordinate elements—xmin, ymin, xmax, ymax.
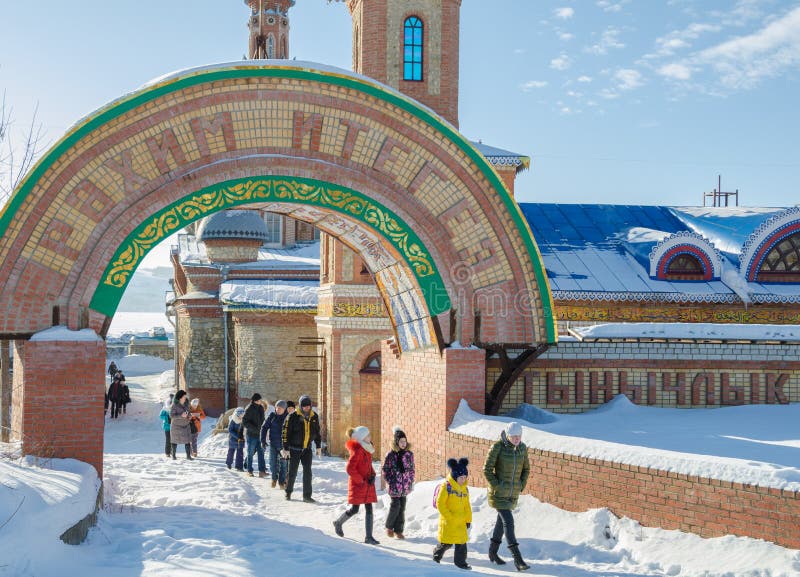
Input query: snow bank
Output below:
<box><xmin>30</xmin><ymin>326</ymin><xmax>101</xmax><ymax>342</ymax></box>
<box><xmin>113</xmin><ymin>355</ymin><xmax>174</xmax><ymax>376</ymax></box>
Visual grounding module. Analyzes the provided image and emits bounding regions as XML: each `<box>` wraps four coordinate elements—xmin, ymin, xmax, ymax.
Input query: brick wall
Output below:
<box><xmin>445</xmin><ymin>431</ymin><xmax>800</xmax><ymax>549</ymax></box>
<box><xmin>13</xmin><ymin>338</ymin><xmax>106</xmax><ymax>477</ymax></box>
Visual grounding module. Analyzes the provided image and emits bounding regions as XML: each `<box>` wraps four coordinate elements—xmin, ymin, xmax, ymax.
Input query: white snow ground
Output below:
<box><xmin>1</xmin><ymin>357</ymin><xmax>799</xmax><ymax>577</ymax></box>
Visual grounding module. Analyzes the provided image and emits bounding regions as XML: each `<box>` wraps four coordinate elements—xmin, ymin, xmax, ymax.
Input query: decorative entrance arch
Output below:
<box><xmin>0</xmin><ymin>62</ymin><xmax>555</xmax><ymax>476</ymax></box>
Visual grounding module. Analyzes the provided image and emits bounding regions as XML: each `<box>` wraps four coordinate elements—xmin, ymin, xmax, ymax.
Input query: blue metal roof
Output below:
<box><xmin>519</xmin><ymin>203</ymin><xmax>795</xmax><ymax>303</ymax></box>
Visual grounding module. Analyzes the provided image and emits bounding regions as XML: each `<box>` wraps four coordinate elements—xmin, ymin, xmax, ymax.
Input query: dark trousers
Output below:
<box><xmin>171</xmin><ymin>443</ymin><xmax>191</xmax><ymax>458</ymax></box>
<box><xmin>226</xmin><ymin>445</ymin><xmax>244</xmax><ymax>470</ymax></box>
<box><xmin>385</xmin><ymin>496</ymin><xmax>407</xmax><ymax>533</ymax></box>
<box><xmin>245</xmin><ymin>435</ymin><xmax>266</xmax><ymax>473</ymax></box>
<box><xmin>286</xmin><ymin>448</ymin><xmax>312</xmax><ymax>498</ymax></box>
<box><xmin>110</xmin><ymin>401</ymin><xmax>121</xmax><ymax>418</ymax></box>
<box><xmin>163</xmin><ymin>430</ymin><xmax>171</xmax><ymax>456</ymax></box>
<box><xmin>433</xmin><ymin>543</ymin><xmax>468</xmax><ymax>566</ymax></box>
<box><xmin>269</xmin><ymin>445</ymin><xmax>287</xmax><ymax>483</ymax></box>
<box><xmin>491</xmin><ymin>509</ymin><xmax>518</xmax><ymax>546</ymax></box>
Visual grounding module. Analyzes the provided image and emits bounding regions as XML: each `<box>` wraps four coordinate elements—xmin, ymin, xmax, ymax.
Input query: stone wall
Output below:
<box><xmin>445</xmin><ymin>431</ymin><xmax>800</xmax><ymax>549</ymax></box>
<box><xmin>128</xmin><ymin>340</ymin><xmax>173</xmax><ymax>361</ymax></box>
<box><xmin>493</xmin><ymin>340</ymin><xmax>800</xmax><ymax>414</ymax></box>
<box><xmin>177</xmin><ymin>314</ymin><xmax>225</xmax><ymax>394</ymax></box>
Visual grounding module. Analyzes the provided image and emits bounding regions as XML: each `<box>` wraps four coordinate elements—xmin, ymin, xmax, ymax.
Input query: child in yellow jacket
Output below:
<box><xmin>433</xmin><ymin>457</ymin><xmax>472</xmax><ymax>570</ymax></box>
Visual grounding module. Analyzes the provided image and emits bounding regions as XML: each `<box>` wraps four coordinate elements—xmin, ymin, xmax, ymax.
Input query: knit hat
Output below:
<box><xmin>393</xmin><ymin>426</ymin><xmax>407</xmax><ymax>443</ymax></box>
<box><xmin>447</xmin><ymin>457</ymin><xmax>469</xmax><ymax>479</ymax></box>
<box><xmin>506</xmin><ymin>421</ymin><xmax>522</xmax><ymax>437</ymax></box>
<box><xmin>299</xmin><ymin>395</ymin><xmax>312</xmax><ymax>408</ymax></box>
<box><xmin>251</xmin><ymin>393</ymin><xmax>262</xmax><ymax>402</ymax></box>
<box><xmin>286</xmin><ymin>400</ymin><xmax>296</xmax><ymax>409</ymax></box>
<box><xmin>351</xmin><ymin>426</ymin><xmax>370</xmax><ymax>442</ymax></box>
<box><xmin>190</xmin><ymin>398</ymin><xmax>200</xmax><ymax>408</ymax></box>
<box><xmin>275</xmin><ymin>400</ymin><xmax>287</xmax><ymax>410</ymax></box>
<box><xmin>232</xmin><ymin>407</ymin><xmax>245</xmax><ymax>423</ymax></box>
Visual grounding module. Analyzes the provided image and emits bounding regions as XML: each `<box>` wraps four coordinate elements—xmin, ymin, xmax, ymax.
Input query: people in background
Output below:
<box><xmin>333</xmin><ymin>426</ymin><xmax>380</xmax><ymax>544</ymax></box>
<box><xmin>281</xmin><ymin>395</ymin><xmax>321</xmax><ymax>502</ymax></box>
<box><xmin>226</xmin><ymin>407</ymin><xmax>246</xmax><ymax>471</ymax></box>
<box><xmin>483</xmin><ymin>421</ymin><xmax>530</xmax><ymax>571</ymax></box>
<box><xmin>433</xmin><ymin>458</ymin><xmax>472</xmax><ymax>570</ymax></box>
<box><xmin>382</xmin><ymin>426</ymin><xmax>415</xmax><ymax>539</ymax></box>
<box><xmin>242</xmin><ymin>393</ymin><xmax>267</xmax><ymax>478</ymax></box>
<box><xmin>119</xmin><ymin>373</ymin><xmax>130</xmax><ymax>415</ymax></box>
<box><xmin>261</xmin><ymin>399</ymin><xmax>289</xmax><ymax>489</ymax></box>
<box><xmin>189</xmin><ymin>398</ymin><xmax>206</xmax><ymax>458</ymax></box>
<box><xmin>107</xmin><ymin>373</ymin><xmax>123</xmax><ymax>419</ymax></box>
<box><xmin>159</xmin><ymin>393</ymin><xmax>174</xmax><ymax>458</ymax></box>
<box><xmin>169</xmin><ymin>390</ymin><xmax>193</xmax><ymax>460</ymax></box>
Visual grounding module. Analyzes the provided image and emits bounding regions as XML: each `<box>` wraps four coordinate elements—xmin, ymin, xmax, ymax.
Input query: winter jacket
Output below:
<box><xmin>483</xmin><ymin>431</ymin><xmax>530</xmax><ymax>510</ymax></box>
<box><xmin>345</xmin><ymin>438</ymin><xmax>377</xmax><ymax>505</ymax></box>
<box><xmin>169</xmin><ymin>400</ymin><xmax>192</xmax><ymax>445</ymax></box>
<box><xmin>242</xmin><ymin>402</ymin><xmax>265</xmax><ymax>438</ymax></box>
<box><xmin>260</xmin><ymin>410</ymin><xmax>287</xmax><ymax>448</ymax></box>
<box><xmin>159</xmin><ymin>406</ymin><xmax>171</xmax><ymax>432</ymax></box>
<box><xmin>228</xmin><ymin>419</ymin><xmax>245</xmax><ymax>449</ymax></box>
<box><xmin>436</xmin><ymin>474</ymin><xmax>472</xmax><ymax>545</ymax></box>
<box><xmin>282</xmin><ymin>409</ymin><xmax>321</xmax><ymax>451</ymax></box>
<box><xmin>107</xmin><ymin>379</ymin><xmax>123</xmax><ymax>403</ymax></box>
<box><xmin>382</xmin><ymin>447</ymin><xmax>415</xmax><ymax>498</ymax></box>
<box><xmin>121</xmin><ymin>383</ymin><xmax>131</xmax><ymax>405</ymax></box>
<box><xmin>190</xmin><ymin>405</ymin><xmax>206</xmax><ymax>433</ymax></box>
<box><xmin>108</xmin><ymin>363</ymin><xmax>118</xmax><ymax>377</ymax></box>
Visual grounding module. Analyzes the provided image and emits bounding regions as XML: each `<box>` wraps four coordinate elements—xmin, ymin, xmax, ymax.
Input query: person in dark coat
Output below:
<box><xmin>260</xmin><ymin>399</ymin><xmax>288</xmax><ymax>488</ymax></box>
<box><xmin>242</xmin><ymin>393</ymin><xmax>267</xmax><ymax>478</ymax></box>
<box><xmin>483</xmin><ymin>421</ymin><xmax>531</xmax><ymax>571</ymax></box>
<box><xmin>169</xmin><ymin>390</ymin><xmax>193</xmax><ymax>460</ymax></box>
<box><xmin>333</xmin><ymin>426</ymin><xmax>379</xmax><ymax>544</ymax></box>
<box><xmin>226</xmin><ymin>407</ymin><xmax>246</xmax><ymax>471</ymax></box>
<box><xmin>107</xmin><ymin>374</ymin><xmax>123</xmax><ymax>419</ymax></box>
<box><xmin>382</xmin><ymin>426</ymin><xmax>415</xmax><ymax>539</ymax></box>
<box><xmin>281</xmin><ymin>394</ymin><xmax>321</xmax><ymax>502</ymax></box>
<box><xmin>108</xmin><ymin>361</ymin><xmax>118</xmax><ymax>380</ymax></box>
<box><xmin>118</xmin><ymin>373</ymin><xmax>130</xmax><ymax>415</ymax></box>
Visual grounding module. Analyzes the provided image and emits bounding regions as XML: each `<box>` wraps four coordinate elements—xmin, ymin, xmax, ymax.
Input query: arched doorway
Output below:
<box><xmin>0</xmin><ymin>62</ymin><xmax>555</xmax><ymax>476</ymax></box>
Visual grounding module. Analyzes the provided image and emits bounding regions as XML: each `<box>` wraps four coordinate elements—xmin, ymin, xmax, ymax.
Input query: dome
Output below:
<box><xmin>197</xmin><ymin>210</ymin><xmax>269</xmax><ymax>242</ymax></box>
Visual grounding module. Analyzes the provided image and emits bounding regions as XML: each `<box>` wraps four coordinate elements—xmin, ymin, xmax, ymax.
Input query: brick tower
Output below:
<box><xmin>345</xmin><ymin>0</ymin><xmax>462</xmax><ymax>127</ymax></box>
<box><xmin>245</xmin><ymin>0</ymin><xmax>294</xmax><ymax>59</ymax></box>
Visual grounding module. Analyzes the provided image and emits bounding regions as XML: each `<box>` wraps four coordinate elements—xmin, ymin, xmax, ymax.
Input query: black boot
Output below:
<box><xmin>432</xmin><ymin>543</ymin><xmax>449</xmax><ymax>563</ymax></box>
<box><xmin>509</xmin><ymin>544</ymin><xmax>529</xmax><ymax>572</ymax></box>
<box><xmin>185</xmin><ymin>445</ymin><xmax>193</xmax><ymax>460</ymax></box>
<box><xmin>333</xmin><ymin>509</ymin><xmax>353</xmax><ymax>537</ymax></box>
<box><xmin>454</xmin><ymin>544</ymin><xmax>471</xmax><ymax>570</ymax></box>
<box><xmin>364</xmin><ymin>509</ymin><xmax>380</xmax><ymax>545</ymax></box>
<box><xmin>488</xmin><ymin>539</ymin><xmax>507</xmax><ymax>565</ymax></box>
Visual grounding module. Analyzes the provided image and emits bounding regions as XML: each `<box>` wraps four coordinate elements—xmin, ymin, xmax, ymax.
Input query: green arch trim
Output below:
<box><xmin>89</xmin><ymin>176</ymin><xmax>448</xmax><ymax>318</ymax></box>
<box><xmin>2</xmin><ymin>64</ymin><xmax>556</xmax><ymax>342</ymax></box>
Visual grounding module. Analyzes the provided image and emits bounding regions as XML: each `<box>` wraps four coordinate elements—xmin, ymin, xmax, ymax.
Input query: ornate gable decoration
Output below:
<box><xmin>649</xmin><ymin>232</ymin><xmax>723</xmax><ymax>280</ymax></box>
<box><xmin>740</xmin><ymin>207</ymin><xmax>800</xmax><ymax>281</ymax></box>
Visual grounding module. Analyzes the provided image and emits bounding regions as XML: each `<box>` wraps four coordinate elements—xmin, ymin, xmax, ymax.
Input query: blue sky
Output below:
<box><xmin>2</xmin><ymin>0</ymin><xmax>799</xmax><ymax>207</ymax></box>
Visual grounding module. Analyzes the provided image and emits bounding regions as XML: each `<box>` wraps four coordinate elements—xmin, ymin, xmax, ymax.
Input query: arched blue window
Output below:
<box><xmin>403</xmin><ymin>16</ymin><xmax>423</xmax><ymax>81</ymax></box>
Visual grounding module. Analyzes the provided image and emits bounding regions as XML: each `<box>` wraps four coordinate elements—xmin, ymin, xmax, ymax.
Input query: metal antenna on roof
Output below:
<box><xmin>703</xmin><ymin>175</ymin><xmax>739</xmax><ymax>207</ymax></box>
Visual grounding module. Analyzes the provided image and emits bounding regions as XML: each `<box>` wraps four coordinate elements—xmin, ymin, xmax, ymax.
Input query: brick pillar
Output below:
<box><xmin>381</xmin><ymin>342</ymin><xmax>484</xmax><ymax>480</ymax></box>
<box><xmin>13</xmin><ymin>333</ymin><xmax>106</xmax><ymax>477</ymax></box>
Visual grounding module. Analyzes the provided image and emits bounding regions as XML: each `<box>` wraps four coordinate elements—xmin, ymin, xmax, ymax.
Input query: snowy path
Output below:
<box><xmin>2</xmin><ymin>366</ymin><xmax>798</xmax><ymax>576</ymax></box>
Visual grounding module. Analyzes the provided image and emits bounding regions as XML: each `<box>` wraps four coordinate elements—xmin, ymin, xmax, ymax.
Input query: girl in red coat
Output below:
<box><xmin>332</xmin><ymin>426</ymin><xmax>380</xmax><ymax>545</ymax></box>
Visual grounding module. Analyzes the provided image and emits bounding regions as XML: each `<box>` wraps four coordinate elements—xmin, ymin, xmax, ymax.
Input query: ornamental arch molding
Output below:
<box><xmin>649</xmin><ymin>232</ymin><xmax>724</xmax><ymax>281</ymax></box>
<box><xmin>0</xmin><ymin>62</ymin><xmax>555</xmax><ymax>349</ymax></box>
<box><xmin>740</xmin><ymin>207</ymin><xmax>800</xmax><ymax>282</ymax></box>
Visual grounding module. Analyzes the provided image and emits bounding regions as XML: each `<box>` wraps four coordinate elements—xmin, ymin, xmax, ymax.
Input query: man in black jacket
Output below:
<box><xmin>242</xmin><ymin>393</ymin><xmax>267</xmax><ymax>478</ymax></box>
<box><xmin>281</xmin><ymin>394</ymin><xmax>321</xmax><ymax>502</ymax></box>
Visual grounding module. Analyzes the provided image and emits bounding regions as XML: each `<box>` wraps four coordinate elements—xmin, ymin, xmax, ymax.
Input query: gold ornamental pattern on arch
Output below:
<box><xmin>103</xmin><ymin>178</ymin><xmax>436</xmax><ymax>289</ymax></box>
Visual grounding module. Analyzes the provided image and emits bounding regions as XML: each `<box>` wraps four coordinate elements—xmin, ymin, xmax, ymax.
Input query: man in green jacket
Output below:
<box><xmin>483</xmin><ymin>421</ymin><xmax>531</xmax><ymax>571</ymax></box>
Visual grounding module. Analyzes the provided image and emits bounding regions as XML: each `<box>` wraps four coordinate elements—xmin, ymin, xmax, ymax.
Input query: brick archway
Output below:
<box><xmin>0</xmin><ymin>62</ymin><xmax>555</xmax><ymax>476</ymax></box>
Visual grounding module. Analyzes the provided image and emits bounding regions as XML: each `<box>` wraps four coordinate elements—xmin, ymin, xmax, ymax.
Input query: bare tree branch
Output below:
<box><xmin>0</xmin><ymin>91</ymin><xmax>46</xmax><ymax>207</ymax></box>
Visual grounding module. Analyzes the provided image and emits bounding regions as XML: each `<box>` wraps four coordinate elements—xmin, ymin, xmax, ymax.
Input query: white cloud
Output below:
<box><xmin>588</xmin><ymin>27</ymin><xmax>625</xmax><ymax>55</ymax></box>
<box><xmin>550</xmin><ymin>54</ymin><xmax>572</xmax><ymax>70</ymax></box>
<box><xmin>658</xmin><ymin>63</ymin><xmax>692</xmax><ymax>80</ymax></box>
<box><xmin>649</xmin><ymin>22</ymin><xmax>721</xmax><ymax>58</ymax></box>
<box><xmin>559</xmin><ymin>32</ymin><xmax>575</xmax><ymax>41</ymax></box>
<box><xmin>577</xmin><ymin>75</ymin><xmax>593</xmax><ymax>83</ymax></box>
<box><xmin>615</xmin><ymin>68</ymin><xmax>644</xmax><ymax>90</ymax></box>
<box><xmin>514</xmin><ymin>48</ymin><xmax>526</xmax><ymax>54</ymax></box>
<box><xmin>554</xmin><ymin>7</ymin><xmax>575</xmax><ymax>20</ymax></box>
<box><xmin>521</xmin><ymin>80</ymin><xmax>549</xmax><ymax>91</ymax></box>
<box><xmin>596</xmin><ymin>0</ymin><xmax>630</xmax><ymax>13</ymax></box>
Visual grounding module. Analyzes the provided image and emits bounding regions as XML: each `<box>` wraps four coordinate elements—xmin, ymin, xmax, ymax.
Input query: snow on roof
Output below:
<box><xmin>521</xmin><ymin>203</ymin><xmax>799</xmax><ymax>303</ymax></box>
<box><xmin>178</xmin><ymin>233</ymin><xmax>320</xmax><ymax>270</ymax></box>
<box><xmin>30</xmin><ymin>326</ymin><xmax>102</xmax><ymax>342</ymax></box>
<box><xmin>220</xmin><ymin>279</ymin><xmax>318</xmax><ymax>310</ymax></box>
<box><xmin>570</xmin><ymin>322</ymin><xmax>800</xmax><ymax>342</ymax></box>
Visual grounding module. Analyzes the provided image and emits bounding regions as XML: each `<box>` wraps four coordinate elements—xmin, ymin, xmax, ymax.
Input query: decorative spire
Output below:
<box><xmin>244</xmin><ymin>0</ymin><xmax>295</xmax><ymax>60</ymax></box>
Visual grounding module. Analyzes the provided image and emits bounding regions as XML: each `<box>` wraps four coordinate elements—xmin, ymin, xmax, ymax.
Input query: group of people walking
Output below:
<box><xmin>226</xmin><ymin>393</ymin><xmax>321</xmax><ymax>503</ymax></box>
<box><xmin>159</xmin><ymin>387</ymin><xmax>531</xmax><ymax>571</ymax></box>
<box><xmin>105</xmin><ymin>361</ymin><xmax>130</xmax><ymax>419</ymax></box>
